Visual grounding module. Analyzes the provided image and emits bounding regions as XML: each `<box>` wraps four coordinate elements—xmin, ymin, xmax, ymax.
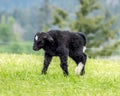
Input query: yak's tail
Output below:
<box><xmin>77</xmin><ymin>32</ymin><xmax>87</xmax><ymax>52</ymax></box>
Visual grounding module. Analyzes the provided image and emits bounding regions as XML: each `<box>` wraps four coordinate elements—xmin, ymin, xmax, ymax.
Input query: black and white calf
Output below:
<box><xmin>33</xmin><ymin>30</ymin><xmax>87</xmax><ymax>76</ymax></box>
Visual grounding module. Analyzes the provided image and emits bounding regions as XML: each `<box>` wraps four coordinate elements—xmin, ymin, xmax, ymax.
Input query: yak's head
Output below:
<box><xmin>33</xmin><ymin>32</ymin><xmax>54</xmax><ymax>51</ymax></box>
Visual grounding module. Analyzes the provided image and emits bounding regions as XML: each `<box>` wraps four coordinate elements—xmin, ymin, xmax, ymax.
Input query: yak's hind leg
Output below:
<box><xmin>59</xmin><ymin>55</ymin><xmax>69</xmax><ymax>76</ymax></box>
<box><xmin>71</xmin><ymin>53</ymin><xmax>87</xmax><ymax>76</ymax></box>
<box><xmin>57</xmin><ymin>47</ymin><xmax>69</xmax><ymax>76</ymax></box>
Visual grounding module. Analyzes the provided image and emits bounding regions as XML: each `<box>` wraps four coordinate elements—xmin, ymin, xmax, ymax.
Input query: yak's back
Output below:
<box><xmin>48</xmin><ymin>30</ymin><xmax>72</xmax><ymax>46</ymax></box>
<box><xmin>48</xmin><ymin>30</ymin><xmax>85</xmax><ymax>49</ymax></box>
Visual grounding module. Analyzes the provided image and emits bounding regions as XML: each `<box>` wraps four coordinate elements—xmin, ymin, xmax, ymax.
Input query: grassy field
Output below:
<box><xmin>0</xmin><ymin>54</ymin><xmax>120</xmax><ymax>96</ymax></box>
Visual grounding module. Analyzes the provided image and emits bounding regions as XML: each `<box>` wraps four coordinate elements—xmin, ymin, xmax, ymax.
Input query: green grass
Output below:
<box><xmin>0</xmin><ymin>54</ymin><xmax>120</xmax><ymax>96</ymax></box>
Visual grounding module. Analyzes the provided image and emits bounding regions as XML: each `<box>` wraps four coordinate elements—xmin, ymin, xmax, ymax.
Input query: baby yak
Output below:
<box><xmin>33</xmin><ymin>30</ymin><xmax>87</xmax><ymax>76</ymax></box>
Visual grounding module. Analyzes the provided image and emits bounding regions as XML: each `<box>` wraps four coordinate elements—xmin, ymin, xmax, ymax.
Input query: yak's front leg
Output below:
<box><xmin>41</xmin><ymin>53</ymin><xmax>52</xmax><ymax>74</ymax></box>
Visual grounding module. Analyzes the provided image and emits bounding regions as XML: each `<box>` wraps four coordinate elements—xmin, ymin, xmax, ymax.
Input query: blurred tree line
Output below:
<box><xmin>0</xmin><ymin>0</ymin><xmax>120</xmax><ymax>57</ymax></box>
<box><xmin>0</xmin><ymin>0</ymin><xmax>52</xmax><ymax>54</ymax></box>
<box><xmin>53</xmin><ymin>0</ymin><xmax>120</xmax><ymax>57</ymax></box>
<box><xmin>0</xmin><ymin>15</ymin><xmax>16</xmax><ymax>43</ymax></box>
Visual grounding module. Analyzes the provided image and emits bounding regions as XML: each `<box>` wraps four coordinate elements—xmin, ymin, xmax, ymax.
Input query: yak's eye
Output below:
<box><xmin>38</xmin><ymin>40</ymin><xmax>44</xmax><ymax>44</ymax></box>
<box><xmin>39</xmin><ymin>41</ymin><xmax>42</xmax><ymax>43</ymax></box>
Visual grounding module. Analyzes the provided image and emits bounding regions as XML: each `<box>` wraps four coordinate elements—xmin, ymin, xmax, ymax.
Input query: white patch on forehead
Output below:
<box><xmin>75</xmin><ymin>62</ymin><xmax>84</xmax><ymax>75</ymax></box>
<box><xmin>35</xmin><ymin>35</ymin><xmax>38</xmax><ymax>41</ymax></box>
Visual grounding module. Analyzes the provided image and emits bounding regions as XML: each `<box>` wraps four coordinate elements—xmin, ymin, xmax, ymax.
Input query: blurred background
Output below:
<box><xmin>0</xmin><ymin>0</ymin><xmax>120</xmax><ymax>58</ymax></box>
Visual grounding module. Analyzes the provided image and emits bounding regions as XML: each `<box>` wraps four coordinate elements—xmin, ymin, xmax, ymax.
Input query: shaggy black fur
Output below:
<box><xmin>33</xmin><ymin>30</ymin><xmax>87</xmax><ymax>76</ymax></box>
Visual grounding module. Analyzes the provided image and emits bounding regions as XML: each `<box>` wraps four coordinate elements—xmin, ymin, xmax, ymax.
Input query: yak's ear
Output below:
<box><xmin>43</xmin><ymin>32</ymin><xmax>54</xmax><ymax>42</ymax></box>
<box><xmin>47</xmin><ymin>35</ymin><xmax>54</xmax><ymax>42</ymax></box>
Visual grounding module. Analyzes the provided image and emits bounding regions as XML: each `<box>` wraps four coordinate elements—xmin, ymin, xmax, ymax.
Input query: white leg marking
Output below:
<box><xmin>75</xmin><ymin>62</ymin><xmax>84</xmax><ymax>75</ymax></box>
<box><xmin>35</xmin><ymin>35</ymin><xmax>38</xmax><ymax>41</ymax></box>
<box><xmin>83</xmin><ymin>46</ymin><xmax>86</xmax><ymax>53</ymax></box>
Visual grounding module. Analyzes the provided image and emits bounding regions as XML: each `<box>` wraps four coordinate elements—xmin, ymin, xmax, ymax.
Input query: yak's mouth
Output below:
<box><xmin>33</xmin><ymin>46</ymin><xmax>41</xmax><ymax>51</ymax></box>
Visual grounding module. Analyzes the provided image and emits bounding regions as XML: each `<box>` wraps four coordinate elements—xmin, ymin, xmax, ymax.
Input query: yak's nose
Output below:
<box><xmin>33</xmin><ymin>46</ymin><xmax>39</xmax><ymax>51</ymax></box>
